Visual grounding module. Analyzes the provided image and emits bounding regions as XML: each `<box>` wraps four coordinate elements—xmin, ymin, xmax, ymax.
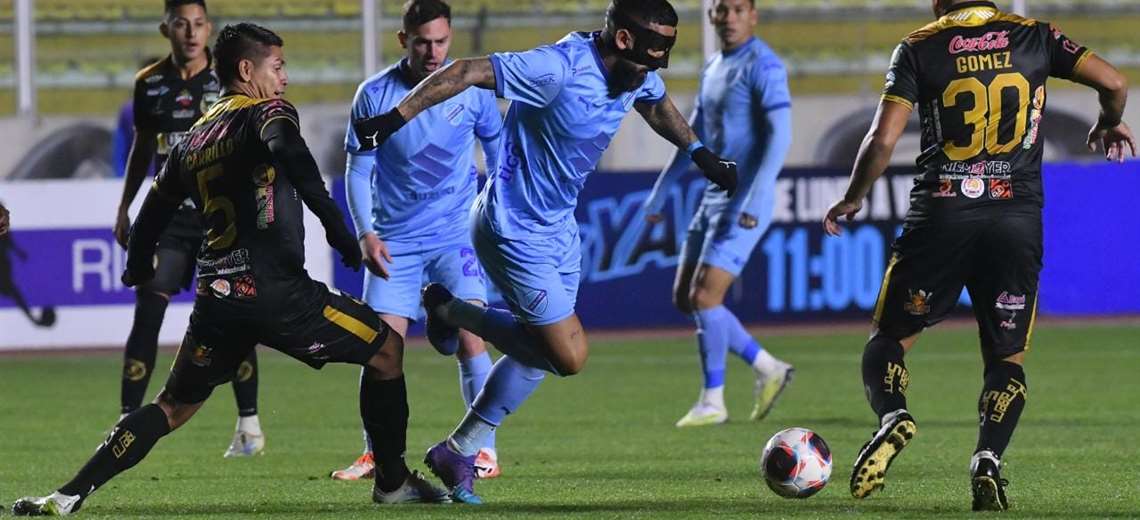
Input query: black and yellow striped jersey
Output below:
<box><xmin>882</xmin><ymin>0</ymin><xmax>1091</xmax><ymax>217</ymax></box>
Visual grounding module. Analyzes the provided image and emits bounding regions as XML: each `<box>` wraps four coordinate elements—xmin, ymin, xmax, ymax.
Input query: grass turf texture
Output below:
<box><xmin>1</xmin><ymin>323</ymin><xmax>1137</xmax><ymax>518</ymax></box>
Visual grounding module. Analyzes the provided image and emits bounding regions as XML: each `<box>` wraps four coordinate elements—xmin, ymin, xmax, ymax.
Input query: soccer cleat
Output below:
<box><xmin>424</xmin><ymin>441</ymin><xmax>482</xmax><ymax>504</ymax></box>
<box><xmin>223</xmin><ymin>430</ymin><xmax>265</xmax><ymax>458</ymax></box>
<box><xmin>970</xmin><ymin>451</ymin><xmax>1010</xmax><ymax>511</ymax></box>
<box><xmin>12</xmin><ymin>492</ymin><xmax>83</xmax><ymax>516</ymax></box>
<box><xmin>750</xmin><ymin>365</ymin><xmax>795</xmax><ymax>421</ymax></box>
<box><xmin>850</xmin><ymin>410</ymin><xmax>917</xmax><ymax>499</ymax></box>
<box><xmin>422</xmin><ymin>283</ymin><xmax>460</xmax><ymax>356</ymax></box>
<box><xmin>331</xmin><ymin>452</ymin><xmax>375</xmax><ymax>481</ymax></box>
<box><xmin>675</xmin><ymin>403</ymin><xmax>728</xmax><ymax>428</ymax></box>
<box><xmin>474</xmin><ymin>448</ymin><xmax>501</xmax><ymax>480</ymax></box>
<box><xmin>372</xmin><ymin>470</ymin><xmax>452</xmax><ymax>504</ymax></box>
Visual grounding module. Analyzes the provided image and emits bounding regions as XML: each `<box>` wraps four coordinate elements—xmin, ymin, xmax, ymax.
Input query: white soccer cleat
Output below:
<box><xmin>675</xmin><ymin>402</ymin><xmax>728</xmax><ymax>427</ymax></box>
<box><xmin>12</xmin><ymin>492</ymin><xmax>83</xmax><ymax>516</ymax></box>
<box><xmin>223</xmin><ymin>430</ymin><xmax>265</xmax><ymax>458</ymax></box>
<box><xmin>474</xmin><ymin>448</ymin><xmax>501</xmax><ymax>479</ymax></box>
<box><xmin>331</xmin><ymin>452</ymin><xmax>375</xmax><ymax>481</ymax></box>
<box><xmin>372</xmin><ymin>470</ymin><xmax>452</xmax><ymax>504</ymax></box>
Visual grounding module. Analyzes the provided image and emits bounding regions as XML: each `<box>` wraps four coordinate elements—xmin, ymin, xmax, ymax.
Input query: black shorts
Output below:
<box><xmin>143</xmin><ymin>208</ymin><xmax>202</xmax><ymax>295</ymax></box>
<box><xmin>162</xmin><ymin>281</ymin><xmax>388</xmax><ymax>404</ymax></box>
<box><xmin>873</xmin><ymin>211</ymin><xmax>1042</xmax><ymax>360</ymax></box>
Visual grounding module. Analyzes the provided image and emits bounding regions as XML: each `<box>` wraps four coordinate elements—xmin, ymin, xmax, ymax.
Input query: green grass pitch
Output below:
<box><xmin>1</xmin><ymin>322</ymin><xmax>1138</xmax><ymax>518</ymax></box>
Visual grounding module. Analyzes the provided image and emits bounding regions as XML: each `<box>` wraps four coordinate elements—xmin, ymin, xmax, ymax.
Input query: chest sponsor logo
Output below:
<box><xmin>145</xmin><ymin>86</ymin><xmax>170</xmax><ymax>97</ymax></box>
<box><xmin>201</xmin><ymin>91</ymin><xmax>220</xmax><ymax>113</ymax></box>
<box><xmin>145</xmin><ymin>74</ymin><xmax>164</xmax><ymax>84</ymax></box>
<box><xmin>961</xmin><ymin>177</ymin><xmax>985</xmax><ymax>198</ymax></box>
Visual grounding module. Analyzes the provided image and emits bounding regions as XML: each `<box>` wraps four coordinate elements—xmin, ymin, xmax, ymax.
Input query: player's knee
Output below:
<box><xmin>1001</xmin><ymin>351</ymin><xmax>1025</xmax><ymax>366</ymax></box>
<box><xmin>154</xmin><ymin>391</ymin><xmax>201</xmax><ymax>431</ymax></box>
<box><xmin>457</xmin><ymin>330</ymin><xmax>486</xmax><ymax>358</ymax></box>
<box><xmin>688</xmin><ymin>286</ymin><xmax>721</xmax><ymax>311</ymax></box>
<box><xmin>550</xmin><ymin>352</ymin><xmax>586</xmax><ymax>376</ymax></box>
<box><xmin>366</xmin><ymin>329</ymin><xmax>405</xmax><ymax>378</ymax></box>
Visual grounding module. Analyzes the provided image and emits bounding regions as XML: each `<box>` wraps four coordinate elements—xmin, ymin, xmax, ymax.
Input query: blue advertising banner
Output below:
<box><xmin>332</xmin><ymin>161</ymin><xmax>1139</xmax><ymax>329</ymax></box>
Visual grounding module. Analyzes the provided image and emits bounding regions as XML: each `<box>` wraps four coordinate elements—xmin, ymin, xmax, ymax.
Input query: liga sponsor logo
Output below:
<box><xmin>948</xmin><ymin>31</ymin><xmax>1010</xmax><ymax>54</ymax></box>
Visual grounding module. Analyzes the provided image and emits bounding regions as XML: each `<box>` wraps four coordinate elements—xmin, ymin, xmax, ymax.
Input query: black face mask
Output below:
<box><xmin>608</xmin><ymin>10</ymin><xmax>676</xmax><ymax>70</ymax></box>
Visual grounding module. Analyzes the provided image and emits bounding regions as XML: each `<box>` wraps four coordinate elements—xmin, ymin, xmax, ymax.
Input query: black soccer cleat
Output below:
<box><xmin>421</xmin><ymin>283</ymin><xmax>460</xmax><ymax>356</ymax></box>
<box><xmin>850</xmin><ymin>410</ymin><xmax>917</xmax><ymax>499</ymax></box>
<box><xmin>970</xmin><ymin>451</ymin><xmax>1009</xmax><ymax>511</ymax></box>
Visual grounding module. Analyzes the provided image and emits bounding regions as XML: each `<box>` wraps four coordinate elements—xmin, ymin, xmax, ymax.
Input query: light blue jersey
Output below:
<box><xmin>476</xmin><ymin>31</ymin><xmax>667</xmax><ymax>324</ymax></box>
<box><xmin>345</xmin><ymin>59</ymin><xmax>502</xmax><ymax>249</ymax></box>
<box><xmin>646</xmin><ymin>36</ymin><xmax>792</xmax><ymax>275</ymax></box>
<box><xmin>480</xmin><ymin>31</ymin><xmax>667</xmax><ymax>241</ymax></box>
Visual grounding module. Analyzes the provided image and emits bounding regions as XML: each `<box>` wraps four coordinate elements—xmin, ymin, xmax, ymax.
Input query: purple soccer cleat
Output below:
<box><xmin>421</xmin><ymin>283</ymin><xmax>460</xmax><ymax>356</ymax></box>
<box><xmin>424</xmin><ymin>441</ymin><xmax>482</xmax><ymax>504</ymax></box>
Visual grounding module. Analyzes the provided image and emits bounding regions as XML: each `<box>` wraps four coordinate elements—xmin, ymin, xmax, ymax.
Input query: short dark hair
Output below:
<box><xmin>402</xmin><ymin>0</ymin><xmax>451</xmax><ymax>33</ymax></box>
<box><xmin>607</xmin><ymin>0</ymin><xmax>678</xmax><ymax>30</ymax></box>
<box><xmin>165</xmin><ymin>0</ymin><xmax>207</xmax><ymax>16</ymax></box>
<box><xmin>214</xmin><ymin>23</ymin><xmax>284</xmax><ymax>86</ymax></box>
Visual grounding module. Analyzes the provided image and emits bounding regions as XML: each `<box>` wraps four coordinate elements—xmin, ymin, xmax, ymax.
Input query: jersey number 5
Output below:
<box><xmin>941</xmin><ymin>72</ymin><xmax>1030</xmax><ymax>161</ymax></box>
<box><xmin>197</xmin><ymin>164</ymin><xmax>237</xmax><ymax>250</ymax></box>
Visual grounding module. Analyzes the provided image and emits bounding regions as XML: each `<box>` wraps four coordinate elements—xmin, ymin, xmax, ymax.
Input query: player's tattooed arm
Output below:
<box><xmin>635</xmin><ymin>96</ymin><xmax>698</xmax><ymax>150</ymax></box>
<box><xmin>352</xmin><ymin>58</ymin><xmax>496</xmax><ymax>152</ymax></box>
<box><xmin>398</xmin><ymin>58</ymin><xmax>496</xmax><ymax>120</ymax></box>
<box><xmin>824</xmin><ymin>100</ymin><xmax>909</xmax><ymax>236</ymax></box>
<box><xmin>637</xmin><ymin>97</ymin><xmax>738</xmax><ymax>196</ymax></box>
<box><xmin>114</xmin><ymin>128</ymin><xmax>159</xmax><ymax>249</ymax></box>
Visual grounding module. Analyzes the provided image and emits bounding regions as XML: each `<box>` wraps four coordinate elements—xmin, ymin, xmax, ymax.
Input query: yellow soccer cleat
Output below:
<box><xmin>675</xmin><ymin>403</ymin><xmax>728</xmax><ymax>428</ymax></box>
<box><xmin>750</xmin><ymin>366</ymin><xmax>794</xmax><ymax>421</ymax></box>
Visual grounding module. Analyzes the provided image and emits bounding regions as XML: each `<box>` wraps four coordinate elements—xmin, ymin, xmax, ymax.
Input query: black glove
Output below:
<box><xmin>691</xmin><ymin>146</ymin><xmax>738</xmax><ymax>197</ymax></box>
<box><xmin>351</xmin><ymin>108</ymin><xmax>407</xmax><ymax>152</ymax></box>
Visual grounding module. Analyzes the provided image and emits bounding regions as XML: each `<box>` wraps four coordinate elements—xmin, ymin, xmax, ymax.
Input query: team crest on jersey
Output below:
<box><xmin>904</xmin><ymin>289</ymin><xmax>933</xmax><ymax>316</ymax></box>
<box><xmin>175</xmin><ymin>89</ymin><xmax>194</xmax><ymax>108</ymax></box>
<box><xmin>444</xmin><ymin>102</ymin><xmax>465</xmax><ymax>126</ymax></box>
<box><xmin>961</xmin><ymin>177</ymin><xmax>985</xmax><ymax>198</ymax></box>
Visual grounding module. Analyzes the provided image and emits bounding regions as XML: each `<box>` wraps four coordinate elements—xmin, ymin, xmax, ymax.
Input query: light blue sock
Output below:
<box><xmin>694</xmin><ymin>306</ymin><xmax>731</xmax><ymax>389</ymax></box>
<box><xmin>723</xmin><ymin>308</ymin><xmax>762</xmax><ymax>365</ymax></box>
<box><xmin>450</xmin><ymin>356</ymin><xmax>545</xmax><ymax>456</ymax></box>
<box><xmin>458</xmin><ymin>351</ymin><xmax>495</xmax><ymax>450</ymax></box>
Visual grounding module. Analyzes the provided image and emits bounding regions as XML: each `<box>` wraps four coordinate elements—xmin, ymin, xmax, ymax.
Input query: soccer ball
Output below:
<box><xmin>759</xmin><ymin>427</ymin><xmax>832</xmax><ymax>498</ymax></box>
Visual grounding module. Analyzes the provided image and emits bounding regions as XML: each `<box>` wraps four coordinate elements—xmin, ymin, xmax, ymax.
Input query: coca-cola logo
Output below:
<box><xmin>948</xmin><ymin>31</ymin><xmax>1010</xmax><ymax>54</ymax></box>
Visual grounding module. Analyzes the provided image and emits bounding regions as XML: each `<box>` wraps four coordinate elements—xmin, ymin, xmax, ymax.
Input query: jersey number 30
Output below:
<box><xmin>942</xmin><ymin>72</ymin><xmax>1030</xmax><ymax>161</ymax></box>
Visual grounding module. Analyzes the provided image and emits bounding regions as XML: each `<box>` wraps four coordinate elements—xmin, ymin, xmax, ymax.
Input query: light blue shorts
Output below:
<box><xmin>363</xmin><ymin>240</ymin><xmax>487</xmax><ymax>321</ymax></box>
<box><xmin>473</xmin><ymin>218</ymin><xmax>581</xmax><ymax>326</ymax></box>
<box><xmin>681</xmin><ymin>204</ymin><xmax>769</xmax><ymax>277</ymax></box>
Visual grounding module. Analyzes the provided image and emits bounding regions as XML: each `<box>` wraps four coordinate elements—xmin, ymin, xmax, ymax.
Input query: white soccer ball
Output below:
<box><xmin>759</xmin><ymin>427</ymin><xmax>832</xmax><ymax>498</ymax></box>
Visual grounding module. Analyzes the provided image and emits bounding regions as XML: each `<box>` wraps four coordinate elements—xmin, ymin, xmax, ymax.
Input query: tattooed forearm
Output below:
<box><xmin>397</xmin><ymin>58</ymin><xmax>497</xmax><ymax>120</ymax></box>
<box><xmin>636</xmin><ymin>96</ymin><xmax>698</xmax><ymax>150</ymax></box>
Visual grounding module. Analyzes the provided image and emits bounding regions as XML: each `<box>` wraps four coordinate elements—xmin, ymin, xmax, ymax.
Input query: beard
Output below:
<box><xmin>607</xmin><ymin>58</ymin><xmax>648</xmax><ymax>98</ymax></box>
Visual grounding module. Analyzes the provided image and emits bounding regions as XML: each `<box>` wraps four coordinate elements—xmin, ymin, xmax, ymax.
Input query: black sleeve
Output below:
<box><xmin>260</xmin><ymin>110</ymin><xmax>360</xmax><ymax>264</ymax></box>
<box><xmin>882</xmin><ymin>42</ymin><xmax>919</xmax><ymax>110</ymax></box>
<box><xmin>1044</xmin><ymin>23</ymin><xmax>1092</xmax><ymax>80</ymax></box>
<box><xmin>124</xmin><ymin>183</ymin><xmax>181</xmax><ymax>285</ymax></box>
<box><xmin>132</xmin><ymin>77</ymin><xmax>158</xmax><ymax>132</ymax></box>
